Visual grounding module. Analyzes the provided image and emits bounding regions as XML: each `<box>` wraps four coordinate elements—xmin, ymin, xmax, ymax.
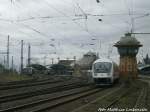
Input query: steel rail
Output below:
<box><xmin>0</xmin><ymin>87</ymin><xmax>101</xmax><ymax>112</ymax></box>
<box><xmin>0</xmin><ymin>81</ymin><xmax>90</xmax><ymax>103</ymax></box>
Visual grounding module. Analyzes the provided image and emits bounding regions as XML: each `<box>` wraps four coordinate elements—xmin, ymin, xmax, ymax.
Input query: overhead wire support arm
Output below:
<box><xmin>131</xmin><ymin>33</ymin><xmax>150</xmax><ymax>35</ymax></box>
<box><xmin>43</xmin><ymin>0</ymin><xmax>98</xmax><ymax>39</ymax></box>
<box><xmin>76</xmin><ymin>3</ymin><xmax>87</xmax><ymax>19</ymax></box>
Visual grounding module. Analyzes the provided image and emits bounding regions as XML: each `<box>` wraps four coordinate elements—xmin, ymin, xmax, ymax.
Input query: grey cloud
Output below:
<box><xmin>0</xmin><ymin>0</ymin><xmax>149</xmax><ymax>69</ymax></box>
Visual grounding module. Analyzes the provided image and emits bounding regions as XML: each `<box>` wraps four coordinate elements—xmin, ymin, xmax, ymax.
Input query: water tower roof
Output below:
<box><xmin>114</xmin><ymin>33</ymin><xmax>142</xmax><ymax>47</ymax></box>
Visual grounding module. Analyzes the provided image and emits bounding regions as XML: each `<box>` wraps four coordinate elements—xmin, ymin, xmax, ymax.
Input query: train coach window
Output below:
<box><xmin>94</xmin><ymin>62</ymin><xmax>112</xmax><ymax>73</ymax></box>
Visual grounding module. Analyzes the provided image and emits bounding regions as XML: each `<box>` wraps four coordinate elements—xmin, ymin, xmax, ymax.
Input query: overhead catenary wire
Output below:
<box><xmin>76</xmin><ymin>3</ymin><xmax>89</xmax><ymax>31</ymax></box>
<box><xmin>96</xmin><ymin>0</ymin><xmax>150</xmax><ymax>34</ymax></box>
<box><xmin>20</xmin><ymin>23</ymin><xmax>51</xmax><ymax>38</ymax></box>
<box><xmin>1</xmin><ymin>0</ymin><xmax>149</xmax><ymax>39</ymax></box>
<box><xmin>43</xmin><ymin>0</ymin><xmax>98</xmax><ymax>39</ymax></box>
<box><xmin>8</xmin><ymin>1</ymin><xmax>82</xmax><ymax>41</ymax></box>
<box><xmin>0</xmin><ymin>0</ymin><xmax>149</xmax><ymax>61</ymax></box>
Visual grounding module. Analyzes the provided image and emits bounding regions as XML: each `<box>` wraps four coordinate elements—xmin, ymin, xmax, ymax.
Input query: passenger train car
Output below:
<box><xmin>92</xmin><ymin>58</ymin><xmax>119</xmax><ymax>85</ymax></box>
<box><xmin>22</xmin><ymin>67</ymin><xmax>34</xmax><ymax>75</ymax></box>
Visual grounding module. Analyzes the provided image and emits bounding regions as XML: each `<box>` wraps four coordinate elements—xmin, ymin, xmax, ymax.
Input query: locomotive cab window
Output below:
<box><xmin>94</xmin><ymin>62</ymin><xmax>112</xmax><ymax>73</ymax></box>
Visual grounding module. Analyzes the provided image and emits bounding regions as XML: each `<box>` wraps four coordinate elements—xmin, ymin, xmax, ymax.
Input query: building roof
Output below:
<box><xmin>84</xmin><ymin>51</ymin><xmax>97</xmax><ymax>57</ymax></box>
<box><xmin>76</xmin><ymin>52</ymin><xmax>97</xmax><ymax>69</ymax></box>
<box><xmin>58</xmin><ymin>60</ymin><xmax>74</xmax><ymax>66</ymax></box>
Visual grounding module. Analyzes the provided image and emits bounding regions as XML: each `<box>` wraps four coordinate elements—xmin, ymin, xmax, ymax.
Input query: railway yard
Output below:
<box><xmin>0</xmin><ymin>0</ymin><xmax>150</xmax><ymax>112</ymax></box>
<box><xmin>0</xmin><ymin>75</ymin><xmax>149</xmax><ymax>112</ymax></box>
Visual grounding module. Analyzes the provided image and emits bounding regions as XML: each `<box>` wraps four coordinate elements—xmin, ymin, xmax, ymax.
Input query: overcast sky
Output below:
<box><xmin>0</xmin><ymin>0</ymin><xmax>150</xmax><ymax>69</ymax></box>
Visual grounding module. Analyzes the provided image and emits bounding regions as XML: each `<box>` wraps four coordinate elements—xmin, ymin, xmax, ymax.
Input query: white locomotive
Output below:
<box><xmin>92</xmin><ymin>58</ymin><xmax>119</xmax><ymax>85</ymax></box>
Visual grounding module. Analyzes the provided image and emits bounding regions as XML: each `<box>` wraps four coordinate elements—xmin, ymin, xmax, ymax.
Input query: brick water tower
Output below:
<box><xmin>114</xmin><ymin>33</ymin><xmax>142</xmax><ymax>81</ymax></box>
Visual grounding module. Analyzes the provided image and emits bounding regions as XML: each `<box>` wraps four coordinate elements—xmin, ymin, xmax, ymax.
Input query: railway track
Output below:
<box><xmin>102</xmin><ymin>80</ymin><xmax>149</xmax><ymax>112</ymax></box>
<box><xmin>0</xmin><ymin>76</ymin><xmax>85</xmax><ymax>97</ymax></box>
<box><xmin>0</xmin><ymin>77</ymin><xmax>53</xmax><ymax>86</ymax></box>
<box><xmin>0</xmin><ymin>86</ymin><xmax>102</xmax><ymax>112</ymax></box>
<box><xmin>134</xmin><ymin>86</ymin><xmax>148</xmax><ymax>108</ymax></box>
<box><xmin>0</xmin><ymin>78</ymin><xmax>37</xmax><ymax>85</ymax></box>
<box><xmin>71</xmin><ymin>84</ymin><xmax>124</xmax><ymax>112</ymax></box>
<box><xmin>104</xmin><ymin>86</ymin><xmax>132</xmax><ymax>109</ymax></box>
<box><xmin>3</xmin><ymin>76</ymin><xmax>144</xmax><ymax>112</ymax></box>
<box><xmin>0</xmin><ymin>80</ymin><xmax>62</xmax><ymax>90</ymax></box>
<box><xmin>137</xmin><ymin>77</ymin><xmax>150</xmax><ymax>110</ymax></box>
<box><xmin>0</xmin><ymin>75</ymin><xmax>76</xmax><ymax>90</ymax></box>
<box><xmin>50</xmin><ymin>77</ymin><xmax>150</xmax><ymax>112</ymax></box>
<box><xmin>70</xmin><ymin>80</ymin><xmax>149</xmax><ymax>112</ymax></box>
<box><xmin>0</xmin><ymin>80</ymin><xmax>91</xmax><ymax>104</ymax></box>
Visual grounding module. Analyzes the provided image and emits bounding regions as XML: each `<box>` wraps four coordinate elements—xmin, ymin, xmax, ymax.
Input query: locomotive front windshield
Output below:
<box><xmin>94</xmin><ymin>62</ymin><xmax>112</xmax><ymax>73</ymax></box>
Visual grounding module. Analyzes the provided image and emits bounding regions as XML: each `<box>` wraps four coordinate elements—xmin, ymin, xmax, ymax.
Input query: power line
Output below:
<box><xmin>17</xmin><ymin>16</ymin><xmax>53</xmax><ymax>22</ymax></box>
<box><xmin>76</xmin><ymin>3</ymin><xmax>89</xmax><ymax>31</ymax></box>
<box><xmin>131</xmin><ymin>33</ymin><xmax>150</xmax><ymax>34</ymax></box>
<box><xmin>124</xmin><ymin>0</ymin><xmax>132</xmax><ymax>17</ymax></box>
<box><xmin>43</xmin><ymin>0</ymin><xmax>98</xmax><ymax>39</ymax></box>
<box><xmin>131</xmin><ymin>13</ymin><xmax>150</xmax><ymax>33</ymax></box>
<box><xmin>20</xmin><ymin>23</ymin><xmax>50</xmax><ymax>38</ymax></box>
